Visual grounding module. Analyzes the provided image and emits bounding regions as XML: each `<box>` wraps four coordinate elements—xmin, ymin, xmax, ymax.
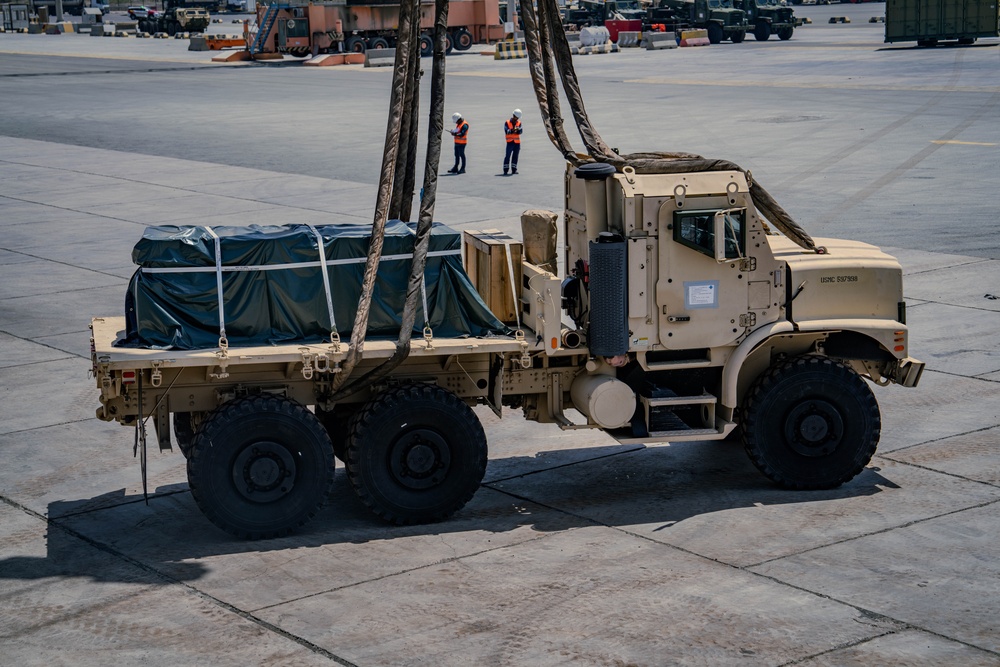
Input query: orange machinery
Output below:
<box><xmin>250</xmin><ymin>0</ymin><xmax>505</xmax><ymax>57</ymax></box>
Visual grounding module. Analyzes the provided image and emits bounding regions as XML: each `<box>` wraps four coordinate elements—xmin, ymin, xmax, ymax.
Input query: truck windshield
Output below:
<box><xmin>708</xmin><ymin>0</ymin><xmax>735</xmax><ymax>8</ymax></box>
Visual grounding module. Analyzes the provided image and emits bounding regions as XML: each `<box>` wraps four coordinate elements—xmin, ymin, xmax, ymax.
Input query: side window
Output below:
<box><xmin>673</xmin><ymin>209</ymin><xmax>746</xmax><ymax>260</ymax></box>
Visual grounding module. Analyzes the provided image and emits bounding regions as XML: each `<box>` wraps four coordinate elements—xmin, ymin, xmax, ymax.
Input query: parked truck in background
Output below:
<box><xmin>138</xmin><ymin>5</ymin><xmax>211</xmax><ymax>34</ymax></box>
<box><xmin>734</xmin><ymin>0</ymin><xmax>795</xmax><ymax>40</ymax></box>
<box><xmin>248</xmin><ymin>0</ymin><xmax>505</xmax><ymax>57</ymax></box>
<box><xmin>885</xmin><ymin>0</ymin><xmax>999</xmax><ymax>46</ymax></box>
<box><xmin>654</xmin><ymin>0</ymin><xmax>747</xmax><ymax>43</ymax></box>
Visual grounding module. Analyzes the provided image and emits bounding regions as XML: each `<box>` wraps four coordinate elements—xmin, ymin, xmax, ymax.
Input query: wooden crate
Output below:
<box><xmin>462</xmin><ymin>229</ymin><xmax>523</xmax><ymax>325</ymax></box>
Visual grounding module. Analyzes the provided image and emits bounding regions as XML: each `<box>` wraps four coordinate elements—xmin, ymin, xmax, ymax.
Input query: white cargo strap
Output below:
<box><xmin>204</xmin><ymin>227</ymin><xmax>228</xmax><ymax>351</ymax></box>
<box><xmin>420</xmin><ymin>276</ymin><xmax>433</xmax><ymax>346</ymax></box>
<box><xmin>307</xmin><ymin>224</ymin><xmax>340</xmax><ymax>348</ymax></box>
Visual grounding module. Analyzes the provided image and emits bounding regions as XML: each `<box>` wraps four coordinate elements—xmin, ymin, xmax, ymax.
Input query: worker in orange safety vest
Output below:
<box><xmin>448</xmin><ymin>112</ymin><xmax>469</xmax><ymax>174</ymax></box>
<box><xmin>503</xmin><ymin>109</ymin><xmax>523</xmax><ymax>176</ymax></box>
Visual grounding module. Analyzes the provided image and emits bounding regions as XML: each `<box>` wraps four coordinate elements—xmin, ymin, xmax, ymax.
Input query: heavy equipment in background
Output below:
<box><xmin>29</xmin><ymin>0</ymin><xmax>84</xmax><ymax>17</ymax></box>
<box><xmin>733</xmin><ymin>0</ymin><xmax>795</xmax><ymax>40</ymax></box>
<box><xmin>247</xmin><ymin>0</ymin><xmax>504</xmax><ymax>58</ymax></box>
<box><xmin>561</xmin><ymin>0</ymin><xmax>647</xmax><ymax>42</ymax></box>
<box><xmin>89</xmin><ymin>0</ymin><xmax>924</xmax><ymax>540</ymax></box>
<box><xmin>138</xmin><ymin>5</ymin><xmax>210</xmax><ymax>33</ymax></box>
<box><xmin>885</xmin><ymin>0</ymin><xmax>999</xmax><ymax>46</ymax></box>
<box><xmin>654</xmin><ymin>0</ymin><xmax>747</xmax><ymax>42</ymax></box>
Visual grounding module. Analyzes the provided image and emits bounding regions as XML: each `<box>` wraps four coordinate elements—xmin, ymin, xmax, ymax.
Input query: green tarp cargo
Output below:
<box><xmin>117</xmin><ymin>221</ymin><xmax>508</xmax><ymax>350</ymax></box>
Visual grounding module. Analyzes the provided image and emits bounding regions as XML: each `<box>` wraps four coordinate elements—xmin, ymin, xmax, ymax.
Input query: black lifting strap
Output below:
<box><xmin>521</xmin><ymin>0</ymin><xmax>819</xmax><ymax>253</ymax></box>
<box><xmin>330</xmin><ymin>0</ymin><xmax>451</xmax><ymax>399</ymax></box>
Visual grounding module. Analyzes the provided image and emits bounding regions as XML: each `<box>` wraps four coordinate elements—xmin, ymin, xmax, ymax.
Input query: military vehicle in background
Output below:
<box><xmin>138</xmin><ymin>5</ymin><xmax>210</xmax><ymax>33</ymax></box>
<box><xmin>734</xmin><ymin>0</ymin><xmax>795</xmax><ymax>40</ymax></box>
<box><xmin>655</xmin><ymin>0</ymin><xmax>747</xmax><ymax>42</ymax></box>
<box><xmin>562</xmin><ymin>0</ymin><xmax>645</xmax><ymax>28</ymax></box>
<box><xmin>885</xmin><ymin>0</ymin><xmax>999</xmax><ymax>47</ymax></box>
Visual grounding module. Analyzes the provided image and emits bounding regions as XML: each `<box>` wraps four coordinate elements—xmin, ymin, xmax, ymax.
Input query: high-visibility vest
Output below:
<box><xmin>505</xmin><ymin>119</ymin><xmax>522</xmax><ymax>144</ymax></box>
<box><xmin>454</xmin><ymin>121</ymin><xmax>469</xmax><ymax>145</ymax></box>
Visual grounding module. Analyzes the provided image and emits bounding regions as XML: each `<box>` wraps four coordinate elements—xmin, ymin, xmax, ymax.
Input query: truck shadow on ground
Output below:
<box><xmin>0</xmin><ymin>440</ymin><xmax>895</xmax><ymax>585</ymax></box>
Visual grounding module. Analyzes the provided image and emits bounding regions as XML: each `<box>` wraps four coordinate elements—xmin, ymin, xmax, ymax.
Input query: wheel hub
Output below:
<box><xmin>232</xmin><ymin>441</ymin><xmax>297</xmax><ymax>502</ymax></box>
<box><xmin>390</xmin><ymin>429</ymin><xmax>451</xmax><ymax>490</ymax></box>
<box><xmin>785</xmin><ymin>400</ymin><xmax>843</xmax><ymax>457</ymax></box>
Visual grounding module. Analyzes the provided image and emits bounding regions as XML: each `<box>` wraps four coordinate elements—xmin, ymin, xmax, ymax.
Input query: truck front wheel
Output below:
<box><xmin>187</xmin><ymin>395</ymin><xmax>334</xmax><ymax>539</ymax></box>
<box><xmin>754</xmin><ymin>22</ymin><xmax>770</xmax><ymax>41</ymax></box>
<box><xmin>741</xmin><ymin>355</ymin><xmax>881</xmax><ymax>490</ymax></box>
<box><xmin>347</xmin><ymin>384</ymin><xmax>487</xmax><ymax>525</ymax></box>
<box><xmin>707</xmin><ymin>23</ymin><xmax>723</xmax><ymax>44</ymax></box>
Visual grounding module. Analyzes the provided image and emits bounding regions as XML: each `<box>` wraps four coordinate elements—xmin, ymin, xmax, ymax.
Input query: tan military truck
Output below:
<box><xmin>91</xmin><ymin>163</ymin><xmax>923</xmax><ymax>539</ymax></box>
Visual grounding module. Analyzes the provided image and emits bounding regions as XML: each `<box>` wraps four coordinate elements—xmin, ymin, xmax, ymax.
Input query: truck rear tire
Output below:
<box><xmin>345</xmin><ymin>35</ymin><xmax>366</xmax><ymax>53</ymax></box>
<box><xmin>173</xmin><ymin>412</ymin><xmax>195</xmax><ymax>458</ymax></box>
<box><xmin>707</xmin><ymin>23</ymin><xmax>723</xmax><ymax>44</ymax></box>
<box><xmin>777</xmin><ymin>26</ymin><xmax>793</xmax><ymax>40</ymax></box>
<box><xmin>368</xmin><ymin>36</ymin><xmax>390</xmax><ymax>49</ymax></box>
<box><xmin>731</xmin><ymin>30</ymin><xmax>745</xmax><ymax>43</ymax></box>
<box><xmin>453</xmin><ymin>27</ymin><xmax>473</xmax><ymax>51</ymax></box>
<box><xmin>419</xmin><ymin>33</ymin><xmax>434</xmax><ymax>57</ymax></box>
<box><xmin>346</xmin><ymin>383</ymin><xmax>487</xmax><ymax>525</ymax></box>
<box><xmin>741</xmin><ymin>355</ymin><xmax>881</xmax><ymax>490</ymax></box>
<box><xmin>187</xmin><ymin>395</ymin><xmax>334</xmax><ymax>539</ymax></box>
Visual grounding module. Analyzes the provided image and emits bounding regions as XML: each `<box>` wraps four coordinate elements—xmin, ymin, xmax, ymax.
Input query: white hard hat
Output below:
<box><xmin>451</xmin><ymin>112</ymin><xmax>462</xmax><ymax>122</ymax></box>
<box><xmin>513</xmin><ymin>109</ymin><xmax>522</xmax><ymax>118</ymax></box>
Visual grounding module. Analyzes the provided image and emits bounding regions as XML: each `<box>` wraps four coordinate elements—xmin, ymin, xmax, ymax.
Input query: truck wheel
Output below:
<box><xmin>419</xmin><ymin>32</ymin><xmax>434</xmax><ymax>57</ymax></box>
<box><xmin>742</xmin><ymin>356</ymin><xmax>880</xmax><ymax>490</ymax></box>
<box><xmin>731</xmin><ymin>29</ymin><xmax>745</xmax><ymax>43</ymax></box>
<box><xmin>777</xmin><ymin>26</ymin><xmax>793</xmax><ymax>40</ymax></box>
<box><xmin>345</xmin><ymin>35</ymin><xmax>366</xmax><ymax>53</ymax></box>
<box><xmin>347</xmin><ymin>383</ymin><xmax>487</xmax><ymax>525</ymax></box>
<box><xmin>754</xmin><ymin>22</ymin><xmax>770</xmax><ymax>41</ymax></box>
<box><xmin>453</xmin><ymin>27</ymin><xmax>473</xmax><ymax>51</ymax></box>
<box><xmin>707</xmin><ymin>23</ymin><xmax>723</xmax><ymax>44</ymax></box>
<box><xmin>187</xmin><ymin>395</ymin><xmax>334</xmax><ymax>539</ymax></box>
<box><xmin>368</xmin><ymin>36</ymin><xmax>390</xmax><ymax>49</ymax></box>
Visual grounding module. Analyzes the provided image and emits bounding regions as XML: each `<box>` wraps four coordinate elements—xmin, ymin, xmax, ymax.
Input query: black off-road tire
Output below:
<box><xmin>368</xmin><ymin>36</ymin><xmax>390</xmax><ymax>49</ymax></box>
<box><xmin>345</xmin><ymin>35</ymin><xmax>366</xmax><ymax>53</ymax></box>
<box><xmin>187</xmin><ymin>395</ymin><xmax>334</xmax><ymax>539</ymax></box>
<box><xmin>754</xmin><ymin>22</ymin><xmax>770</xmax><ymax>41</ymax></box>
<box><xmin>453</xmin><ymin>27</ymin><xmax>473</xmax><ymax>51</ymax></box>
<box><xmin>741</xmin><ymin>355</ymin><xmax>881</xmax><ymax>490</ymax></box>
<box><xmin>731</xmin><ymin>30</ymin><xmax>746</xmax><ymax>43</ymax></box>
<box><xmin>707</xmin><ymin>22</ymin><xmax>724</xmax><ymax>44</ymax></box>
<box><xmin>346</xmin><ymin>383</ymin><xmax>487</xmax><ymax>525</ymax></box>
<box><xmin>777</xmin><ymin>26</ymin><xmax>793</xmax><ymax>40</ymax></box>
<box><xmin>419</xmin><ymin>32</ymin><xmax>434</xmax><ymax>57</ymax></box>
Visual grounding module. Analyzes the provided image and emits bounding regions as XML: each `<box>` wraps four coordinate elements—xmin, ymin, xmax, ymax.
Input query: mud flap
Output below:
<box><xmin>486</xmin><ymin>353</ymin><xmax>503</xmax><ymax>418</ymax></box>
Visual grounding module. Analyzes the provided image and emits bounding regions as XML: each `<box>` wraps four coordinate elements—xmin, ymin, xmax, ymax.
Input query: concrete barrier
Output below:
<box><xmin>643</xmin><ymin>31</ymin><xmax>678</xmax><ymax>49</ymax></box>
<box><xmin>189</xmin><ymin>35</ymin><xmax>208</xmax><ymax>50</ymax></box>
<box><xmin>571</xmin><ymin>43</ymin><xmax>620</xmax><ymax>55</ymax></box>
<box><xmin>211</xmin><ymin>50</ymin><xmax>252</xmax><ymax>62</ymax></box>
<box><xmin>616</xmin><ymin>31</ymin><xmax>642</xmax><ymax>47</ymax></box>
<box><xmin>828</xmin><ymin>16</ymin><xmax>850</xmax><ymax>23</ymax></box>
<box><xmin>364</xmin><ymin>47</ymin><xmax>396</xmax><ymax>67</ymax></box>
<box><xmin>869</xmin><ymin>16</ymin><xmax>885</xmax><ymax>22</ymax></box>
<box><xmin>679</xmin><ymin>29</ymin><xmax>709</xmax><ymax>46</ymax></box>
<box><xmin>494</xmin><ymin>40</ymin><xmax>527</xmax><ymax>60</ymax></box>
<box><xmin>305</xmin><ymin>53</ymin><xmax>344</xmax><ymax>66</ymax></box>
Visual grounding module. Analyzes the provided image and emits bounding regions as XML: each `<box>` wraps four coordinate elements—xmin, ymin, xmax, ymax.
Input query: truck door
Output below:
<box><xmin>655</xmin><ymin>200</ymin><xmax>749</xmax><ymax>350</ymax></box>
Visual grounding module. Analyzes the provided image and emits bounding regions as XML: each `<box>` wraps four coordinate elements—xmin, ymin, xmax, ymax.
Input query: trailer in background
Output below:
<box><xmin>885</xmin><ymin>0</ymin><xmax>999</xmax><ymax>46</ymax></box>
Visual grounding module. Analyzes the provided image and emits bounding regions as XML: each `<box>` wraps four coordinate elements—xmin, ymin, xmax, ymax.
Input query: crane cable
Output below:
<box><xmin>329</xmin><ymin>0</ymin><xmax>451</xmax><ymax>399</ymax></box>
<box><xmin>520</xmin><ymin>0</ymin><xmax>820</xmax><ymax>252</ymax></box>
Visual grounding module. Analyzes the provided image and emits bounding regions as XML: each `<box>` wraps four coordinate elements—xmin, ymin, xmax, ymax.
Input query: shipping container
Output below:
<box><xmin>885</xmin><ymin>0</ymin><xmax>1000</xmax><ymax>45</ymax></box>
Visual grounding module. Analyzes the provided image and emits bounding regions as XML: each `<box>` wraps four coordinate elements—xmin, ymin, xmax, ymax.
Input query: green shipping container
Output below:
<box><xmin>885</xmin><ymin>0</ymin><xmax>999</xmax><ymax>44</ymax></box>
